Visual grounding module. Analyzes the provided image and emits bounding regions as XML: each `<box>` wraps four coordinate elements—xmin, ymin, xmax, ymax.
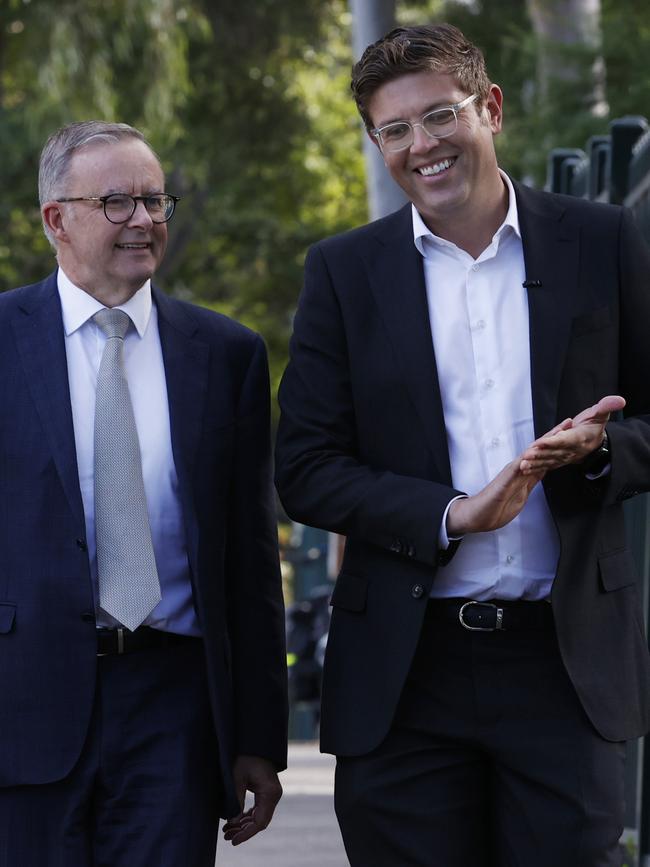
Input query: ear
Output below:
<box><xmin>41</xmin><ymin>201</ymin><xmax>69</xmax><ymax>243</ymax></box>
<box><xmin>485</xmin><ymin>84</ymin><xmax>504</xmax><ymax>135</ymax></box>
<box><xmin>366</xmin><ymin>130</ymin><xmax>388</xmax><ymax>166</ymax></box>
<box><xmin>367</xmin><ymin>128</ymin><xmax>382</xmax><ymax>150</ymax></box>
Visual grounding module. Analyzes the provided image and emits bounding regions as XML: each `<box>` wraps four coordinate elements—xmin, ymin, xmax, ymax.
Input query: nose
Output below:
<box><xmin>127</xmin><ymin>199</ymin><xmax>154</xmax><ymax>229</ymax></box>
<box><xmin>410</xmin><ymin>123</ymin><xmax>439</xmax><ymax>154</ymax></box>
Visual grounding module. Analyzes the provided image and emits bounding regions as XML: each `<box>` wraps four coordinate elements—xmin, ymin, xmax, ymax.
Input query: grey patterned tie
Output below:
<box><xmin>93</xmin><ymin>308</ymin><xmax>161</xmax><ymax>631</ymax></box>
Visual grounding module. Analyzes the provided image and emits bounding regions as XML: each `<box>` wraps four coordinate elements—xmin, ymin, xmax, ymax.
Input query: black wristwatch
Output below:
<box><xmin>581</xmin><ymin>431</ymin><xmax>610</xmax><ymax>475</ymax></box>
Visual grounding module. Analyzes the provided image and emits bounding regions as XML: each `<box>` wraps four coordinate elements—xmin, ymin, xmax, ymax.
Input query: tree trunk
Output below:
<box><xmin>349</xmin><ymin>0</ymin><xmax>407</xmax><ymax>218</ymax></box>
<box><xmin>526</xmin><ymin>0</ymin><xmax>607</xmax><ymax>118</ymax></box>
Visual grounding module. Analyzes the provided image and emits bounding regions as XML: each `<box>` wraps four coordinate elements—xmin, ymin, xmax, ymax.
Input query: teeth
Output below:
<box><xmin>117</xmin><ymin>243</ymin><xmax>149</xmax><ymax>249</ymax></box>
<box><xmin>419</xmin><ymin>158</ymin><xmax>455</xmax><ymax>176</ymax></box>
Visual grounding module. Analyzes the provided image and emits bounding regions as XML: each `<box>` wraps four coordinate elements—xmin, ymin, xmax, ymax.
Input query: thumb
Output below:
<box><xmin>573</xmin><ymin>395</ymin><xmax>625</xmax><ymax>426</ymax></box>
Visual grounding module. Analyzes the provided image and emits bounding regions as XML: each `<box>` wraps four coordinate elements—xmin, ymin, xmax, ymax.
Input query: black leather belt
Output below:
<box><xmin>427</xmin><ymin>598</ymin><xmax>554</xmax><ymax>632</ymax></box>
<box><xmin>96</xmin><ymin>626</ymin><xmax>199</xmax><ymax>656</ymax></box>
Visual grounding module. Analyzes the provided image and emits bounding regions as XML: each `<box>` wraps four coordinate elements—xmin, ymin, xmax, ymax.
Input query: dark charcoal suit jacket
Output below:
<box><xmin>275</xmin><ymin>181</ymin><xmax>650</xmax><ymax>756</ymax></box>
<box><xmin>0</xmin><ymin>271</ymin><xmax>288</xmax><ymax>817</ymax></box>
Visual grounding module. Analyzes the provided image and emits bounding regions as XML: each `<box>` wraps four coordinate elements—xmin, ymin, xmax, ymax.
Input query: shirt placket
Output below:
<box><xmin>465</xmin><ymin>252</ymin><xmax>519</xmax><ymax>590</ymax></box>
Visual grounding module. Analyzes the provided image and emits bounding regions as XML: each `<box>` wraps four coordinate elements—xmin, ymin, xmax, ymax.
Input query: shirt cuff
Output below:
<box><xmin>439</xmin><ymin>495</ymin><xmax>468</xmax><ymax>549</ymax></box>
<box><xmin>585</xmin><ymin>462</ymin><xmax>611</xmax><ymax>480</ymax></box>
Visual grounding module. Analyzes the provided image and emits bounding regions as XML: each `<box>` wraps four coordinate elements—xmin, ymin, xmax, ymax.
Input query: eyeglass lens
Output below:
<box><xmin>104</xmin><ymin>194</ymin><xmax>175</xmax><ymax>224</ymax></box>
<box><xmin>381</xmin><ymin>108</ymin><xmax>458</xmax><ymax>151</ymax></box>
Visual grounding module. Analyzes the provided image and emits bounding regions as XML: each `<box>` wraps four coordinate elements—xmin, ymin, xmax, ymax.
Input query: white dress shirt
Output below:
<box><xmin>58</xmin><ymin>269</ymin><xmax>200</xmax><ymax>634</ymax></box>
<box><xmin>413</xmin><ymin>172</ymin><xmax>560</xmax><ymax>601</ymax></box>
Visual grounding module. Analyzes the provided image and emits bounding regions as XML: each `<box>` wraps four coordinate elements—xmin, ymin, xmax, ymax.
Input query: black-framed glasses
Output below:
<box><xmin>371</xmin><ymin>94</ymin><xmax>478</xmax><ymax>152</ymax></box>
<box><xmin>56</xmin><ymin>193</ymin><xmax>180</xmax><ymax>224</ymax></box>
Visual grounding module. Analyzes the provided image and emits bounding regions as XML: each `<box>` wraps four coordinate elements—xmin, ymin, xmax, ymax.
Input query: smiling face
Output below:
<box><xmin>368</xmin><ymin>70</ymin><xmax>505</xmax><ymax>237</ymax></box>
<box><xmin>42</xmin><ymin>138</ymin><xmax>167</xmax><ymax>304</ymax></box>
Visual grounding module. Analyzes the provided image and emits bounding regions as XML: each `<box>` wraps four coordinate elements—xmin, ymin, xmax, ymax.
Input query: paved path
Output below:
<box><xmin>217</xmin><ymin>742</ymin><xmax>348</xmax><ymax>866</ymax></box>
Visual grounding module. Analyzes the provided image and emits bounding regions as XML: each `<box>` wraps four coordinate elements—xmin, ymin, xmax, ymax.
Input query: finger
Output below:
<box><xmin>594</xmin><ymin>394</ymin><xmax>626</xmax><ymax>414</ymax></box>
<box><xmin>223</xmin><ymin>807</ymin><xmax>254</xmax><ymax>835</ymax></box>
<box><xmin>573</xmin><ymin>394</ymin><xmax>625</xmax><ymax>426</ymax></box>
<box><xmin>250</xmin><ymin>789</ymin><xmax>281</xmax><ymax>832</ymax></box>
<box><xmin>526</xmin><ymin>418</ymin><xmax>573</xmax><ymax>452</ymax></box>
<box><xmin>226</xmin><ymin>805</ymin><xmax>270</xmax><ymax>845</ymax></box>
<box><xmin>223</xmin><ymin>819</ymin><xmax>255</xmax><ymax>841</ymax></box>
<box><xmin>518</xmin><ymin>455</ymin><xmax>547</xmax><ymax>476</ymax></box>
<box><xmin>520</xmin><ymin>466</ymin><xmax>547</xmax><ymax>479</ymax></box>
<box><xmin>520</xmin><ymin>458</ymin><xmax>555</xmax><ymax>474</ymax></box>
<box><xmin>527</xmin><ymin>426</ymin><xmax>601</xmax><ymax>453</ymax></box>
<box><xmin>227</xmin><ymin>818</ymin><xmax>261</xmax><ymax>845</ymax></box>
<box><xmin>223</xmin><ymin>808</ymin><xmax>257</xmax><ymax>842</ymax></box>
<box><xmin>521</xmin><ymin>458</ymin><xmax>568</xmax><ymax>473</ymax></box>
<box><xmin>542</xmin><ymin>417</ymin><xmax>573</xmax><ymax>438</ymax></box>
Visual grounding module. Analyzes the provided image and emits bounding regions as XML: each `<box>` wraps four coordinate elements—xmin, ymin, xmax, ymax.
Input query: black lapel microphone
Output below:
<box><xmin>522</xmin><ymin>279</ymin><xmax>542</xmax><ymax>288</ymax></box>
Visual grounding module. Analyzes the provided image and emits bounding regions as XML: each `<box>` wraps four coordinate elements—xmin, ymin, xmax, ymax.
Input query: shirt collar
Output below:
<box><xmin>412</xmin><ymin>169</ymin><xmax>521</xmax><ymax>257</ymax></box>
<box><xmin>57</xmin><ymin>268</ymin><xmax>153</xmax><ymax>338</ymax></box>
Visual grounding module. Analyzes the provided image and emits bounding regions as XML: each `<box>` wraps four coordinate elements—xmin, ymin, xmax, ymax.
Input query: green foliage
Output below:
<box><xmin>400</xmin><ymin>0</ymin><xmax>650</xmax><ymax>186</ymax></box>
<box><xmin>620</xmin><ymin>835</ymin><xmax>637</xmax><ymax>867</ymax></box>
<box><xmin>0</xmin><ymin>0</ymin><xmax>365</xmax><ymax>398</ymax></box>
<box><xmin>3</xmin><ymin>0</ymin><xmax>650</xmax><ymax>399</ymax></box>
<box><xmin>602</xmin><ymin>0</ymin><xmax>650</xmax><ymax>118</ymax></box>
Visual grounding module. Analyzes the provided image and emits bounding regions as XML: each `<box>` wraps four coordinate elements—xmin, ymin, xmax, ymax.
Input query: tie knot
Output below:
<box><xmin>94</xmin><ymin>308</ymin><xmax>131</xmax><ymax>340</ymax></box>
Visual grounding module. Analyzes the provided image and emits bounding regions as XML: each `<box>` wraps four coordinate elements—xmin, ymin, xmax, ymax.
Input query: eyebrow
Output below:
<box><xmin>102</xmin><ymin>188</ymin><xmax>166</xmax><ymax>196</ymax></box>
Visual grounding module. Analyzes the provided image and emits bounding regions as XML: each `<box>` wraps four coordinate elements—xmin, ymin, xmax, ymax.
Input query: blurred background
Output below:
<box><xmin>3</xmin><ymin>2</ymin><xmax>650</xmax><ymax>863</ymax></box>
<box><xmin>3</xmin><ymin>0</ymin><xmax>649</xmax><ymax>397</ymax></box>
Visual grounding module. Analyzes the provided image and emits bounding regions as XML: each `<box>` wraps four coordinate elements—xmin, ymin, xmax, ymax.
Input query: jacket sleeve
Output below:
<box><xmin>226</xmin><ymin>335</ymin><xmax>288</xmax><ymax>770</ymax></box>
<box><xmin>602</xmin><ymin>208</ymin><xmax>650</xmax><ymax>504</ymax></box>
<box><xmin>275</xmin><ymin>242</ymin><xmax>463</xmax><ymax>569</ymax></box>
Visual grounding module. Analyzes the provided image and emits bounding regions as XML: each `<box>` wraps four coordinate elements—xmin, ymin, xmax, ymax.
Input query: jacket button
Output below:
<box><xmin>411</xmin><ymin>584</ymin><xmax>425</xmax><ymax>599</ymax></box>
<box><xmin>407</xmin><ymin>545</ymin><xmax>416</xmax><ymax>558</ymax></box>
<box><xmin>81</xmin><ymin>612</ymin><xmax>95</xmax><ymax>623</ymax></box>
<box><xmin>389</xmin><ymin>540</ymin><xmax>403</xmax><ymax>554</ymax></box>
<box><xmin>76</xmin><ymin>538</ymin><xmax>88</xmax><ymax>551</ymax></box>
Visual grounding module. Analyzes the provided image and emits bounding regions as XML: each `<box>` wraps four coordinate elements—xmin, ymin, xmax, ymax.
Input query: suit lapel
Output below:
<box><xmin>365</xmin><ymin>206</ymin><xmax>453</xmax><ymax>484</ymax></box>
<box><xmin>154</xmin><ymin>287</ymin><xmax>209</xmax><ymax>551</ymax></box>
<box><xmin>364</xmin><ymin>187</ymin><xmax>580</xmax><ymax>473</ymax></box>
<box><xmin>515</xmin><ymin>183</ymin><xmax>580</xmax><ymax>437</ymax></box>
<box><xmin>11</xmin><ymin>278</ymin><xmax>211</xmax><ymax>553</ymax></box>
<box><xmin>11</xmin><ymin>273</ymin><xmax>85</xmax><ymax>525</ymax></box>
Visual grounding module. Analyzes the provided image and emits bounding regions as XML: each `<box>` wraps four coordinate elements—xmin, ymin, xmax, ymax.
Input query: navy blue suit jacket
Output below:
<box><xmin>0</xmin><ymin>271</ymin><xmax>287</xmax><ymax>817</ymax></box>
<box><xmin>276</xmin><ymin>183</ymin><xmax>650</xmax><ymax>756</ymax></box>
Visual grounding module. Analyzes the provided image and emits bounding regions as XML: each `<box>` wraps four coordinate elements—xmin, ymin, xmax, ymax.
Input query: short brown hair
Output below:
<box><xmin>351</xmin><ymin>24</ymin><xmax>491</xmax><ymax>130</ymax></box>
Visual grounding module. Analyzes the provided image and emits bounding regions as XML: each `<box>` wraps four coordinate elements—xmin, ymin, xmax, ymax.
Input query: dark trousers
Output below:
<box><xmin>0</xmin><ymin>640</ymin><xmax>221</xmax><ymax>867</ymax></box>
<box><xmin>335</xmin><ymin>605</ymin><xmax>626</xmax><ymax>867</ymax></box>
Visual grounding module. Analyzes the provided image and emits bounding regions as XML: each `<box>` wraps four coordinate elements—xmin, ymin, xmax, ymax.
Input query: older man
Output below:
<box><xmin>276</xmin><ymin>23</ymin><xmax>650</xmax><ymax>867</ymax></box>
<box><xmin>0</xmin><ymin>121</ymin><xmax>287</xmax><ymax>866</ymax></box>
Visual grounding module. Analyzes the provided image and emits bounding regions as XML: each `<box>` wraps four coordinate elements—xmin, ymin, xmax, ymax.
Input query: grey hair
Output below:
<box><xmin>38</xmin><ymin>120</ymin><xmax>159</xmax><ymax>246</ymax></box>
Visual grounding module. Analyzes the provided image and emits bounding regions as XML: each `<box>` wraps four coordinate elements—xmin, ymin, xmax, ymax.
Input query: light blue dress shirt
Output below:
<box><xmin>58</xmin><ymin>269</ymin><xmax>200</xmax><ymax>635</ymax></box>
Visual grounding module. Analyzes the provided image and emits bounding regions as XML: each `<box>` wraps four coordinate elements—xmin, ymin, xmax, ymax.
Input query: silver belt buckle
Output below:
<box><xmin>458</xmin><ymin>600</ymin><xmax>504</xmax><ymax>631</ymax></box>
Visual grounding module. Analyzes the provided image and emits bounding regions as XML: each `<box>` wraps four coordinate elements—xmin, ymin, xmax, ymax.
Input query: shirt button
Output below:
<box><xmin>472</xmin><ymin>264</ymin><xmax>479</xmax><ymax>272</ymax></box>
<box><xmin>490</xmin><ymin>437</ymin><xmax>500</xmax><ymax>447</ymax></box>
<box><xmin>476</xmin><ymin>319</ymin><xmax>486</xmax><ymax>330</ymax></box>
<box><xmin>506</xmin><ymin>554</ymin><xmax>514</xmax><ymax>564</ymax></box>
<box><xmin>484</xmin><ymin>379</ymin><xmax>495</xmax><ymax>389</ymax></box>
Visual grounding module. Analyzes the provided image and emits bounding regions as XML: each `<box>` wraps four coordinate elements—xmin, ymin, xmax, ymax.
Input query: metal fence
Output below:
<box><xmin>548</xmin><ymin>118</ymin><xmax>650</xmax><ymax>865</ymax></box>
